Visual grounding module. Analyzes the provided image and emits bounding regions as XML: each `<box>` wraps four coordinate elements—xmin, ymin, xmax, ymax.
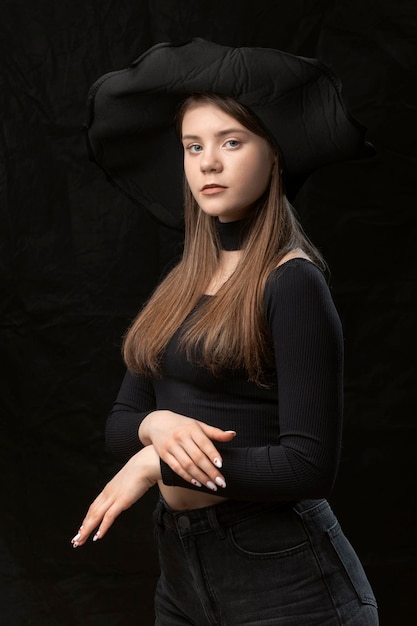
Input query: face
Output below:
<box><xmin>181</xmin><ymin>103</ymin><xmax>275</xmax><ymax>223</ymax></box>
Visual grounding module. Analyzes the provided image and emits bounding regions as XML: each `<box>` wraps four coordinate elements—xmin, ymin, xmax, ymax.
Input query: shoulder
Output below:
<box><xmin>268</xmin><ymin>248</ymin><xmax>327</xmax><ymax>289</ymax></box>
<box><xmin>275</xmin><ymin>248</ymin><xmax>312</xmax><ymax>268</ymax></box>
<box><xmin>264</xmin><ymin>255</ymin><xmax>335</xmax><ymax>319</ymax></box>
<box><xmin>266</xmin><ymin>253</ymin><xmax>327</xmax><ymax>293</ymax></box>
<box><xmin>264</xmin><ymin>257</ymin><xmax>342</xmax><ymax>343</ymax></box>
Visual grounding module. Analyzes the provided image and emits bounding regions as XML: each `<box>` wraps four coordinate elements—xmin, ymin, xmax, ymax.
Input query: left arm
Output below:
<box><xmin>160</xmin><ymin>260</ymin><xmax>344</xmax><ymax>501</ymax></box>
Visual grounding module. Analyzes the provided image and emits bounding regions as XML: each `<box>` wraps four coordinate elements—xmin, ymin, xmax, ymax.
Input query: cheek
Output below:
<box><xmin>257</xmin><ymin>154</ymin><xmax>274</xmax><ymax>191</ymax></box>
<box><xmin>245</xmin><ymin>163</ymin><xmax>272</xmax><ymax>198</ymax></box>
<box><xmin>240</xmin><ymin>149</ymin><xmax>273</xmax><ymax>191</ymax></box>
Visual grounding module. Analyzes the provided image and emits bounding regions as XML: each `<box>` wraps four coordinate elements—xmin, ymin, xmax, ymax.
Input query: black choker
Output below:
<box><xmin>215</xmin><ymin>218</ymin><xmax>249</xmax><ymax>251</ymax></box>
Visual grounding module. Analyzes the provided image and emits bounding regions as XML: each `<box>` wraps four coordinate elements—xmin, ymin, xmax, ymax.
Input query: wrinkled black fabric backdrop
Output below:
<box><xmin>1</xmin><ymin>1</ymin><xmax>416</xmax><ymax>624</ymax></box>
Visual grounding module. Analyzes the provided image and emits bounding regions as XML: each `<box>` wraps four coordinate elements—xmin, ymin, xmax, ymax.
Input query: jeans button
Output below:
<box><xmin>178</xmin><ymin>515</ymin><xmax>190</xmax><ymax>530</ymax></box>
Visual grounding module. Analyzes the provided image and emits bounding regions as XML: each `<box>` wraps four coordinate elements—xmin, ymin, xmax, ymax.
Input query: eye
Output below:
<box><xmin>225</xmin><ymin>139</ymin><xmax>240</xmax><ymax>149</ymax></box>
<box><xmin>187</xmin><ymin>144</ymin><xmax>203</xmax><ymax>153</ymax></box>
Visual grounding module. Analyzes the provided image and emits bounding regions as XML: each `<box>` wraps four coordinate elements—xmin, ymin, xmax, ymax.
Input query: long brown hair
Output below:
<box><xmin>123</xmin><ymin>93</ymin><xmax>324</xmax><ymax>384</ymax></box>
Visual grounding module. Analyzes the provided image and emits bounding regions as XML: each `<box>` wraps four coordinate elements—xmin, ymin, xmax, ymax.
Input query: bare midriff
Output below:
<box><xmin>158</xmin><ymin>482</ymin><xmax>228</xmax><ymax>511</ymax></box>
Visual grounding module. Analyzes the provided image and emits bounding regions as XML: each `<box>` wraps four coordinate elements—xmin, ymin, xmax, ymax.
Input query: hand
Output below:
<box><xmin>139</xmin><ymin>410</ymin><xmax>236</xmax><ymax>492</ymax></box>
<box><xmin>71</xmin><ymin>445</ymin><xmax>161</xmax><ymax>547</ymax></box>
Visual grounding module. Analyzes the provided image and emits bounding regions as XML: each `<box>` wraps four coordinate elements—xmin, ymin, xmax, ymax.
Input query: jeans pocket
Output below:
<box><xmin>228</xmin><ymin>506</ymin><xmax>308</xmax><ymax>557</ymax></box>
<box><xmin>327</xmin><ymin>522</ymin><xmax>378</xmax><ymax>608</ymax></box>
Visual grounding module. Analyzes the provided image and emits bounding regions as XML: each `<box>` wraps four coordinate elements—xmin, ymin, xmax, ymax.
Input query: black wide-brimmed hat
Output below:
<box><xmin>85</xmin><ymin>38</ymin><xmax>374</xmax><ymax>230</ymax></box>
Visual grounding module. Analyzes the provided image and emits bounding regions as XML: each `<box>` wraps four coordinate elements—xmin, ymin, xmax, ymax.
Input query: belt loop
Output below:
<box><xmin>207</xmin><ymin>506</ymin><xmax>226</xmax><ymax>540</ymax></box>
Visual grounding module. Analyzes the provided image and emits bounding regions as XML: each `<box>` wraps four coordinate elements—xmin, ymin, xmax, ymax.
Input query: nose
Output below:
<box><xmin>200</xmin><ymin>147</ymin><xmax>222</xmax><ymax>173</ymax></box>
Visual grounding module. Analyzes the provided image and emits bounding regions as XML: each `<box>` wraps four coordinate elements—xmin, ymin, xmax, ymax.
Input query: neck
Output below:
<box><xmin>215</xmin><ymin>217</ymin><xmax>249</xmax><ymax>251</ymax></box>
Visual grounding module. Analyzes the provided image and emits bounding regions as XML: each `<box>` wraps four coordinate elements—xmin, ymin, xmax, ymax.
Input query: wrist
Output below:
<box><xmin>138</xmin><ymin>409</ymin><xmax>172</xmax><ymax>446</ymax></box>
<box><xmin>138</xmin><ymin>411</ymin><xmax>155</xmax><ymax>445</ymax></box>
<box><xmin>130</xmin><ymin>445</ymin><xmax>161</xmax><ymax>487</ymax></box>
<box><xmin>140</xmin><ymin>444</ymin><xmax>162</xmax><ymax>483</ymax></box>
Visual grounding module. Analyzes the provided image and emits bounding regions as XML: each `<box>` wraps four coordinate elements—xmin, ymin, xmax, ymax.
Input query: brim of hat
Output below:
<box><xmin>85</xmin><ymin>38</ymin><xmax>375</xmax><ymax>230</ymax></box>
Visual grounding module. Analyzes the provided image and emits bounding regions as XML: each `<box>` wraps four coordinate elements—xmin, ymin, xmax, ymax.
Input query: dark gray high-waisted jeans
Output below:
<box><xmin>153</xmin><ymin>498</ymin><xmax>378</xmax><ymax>625</ymax></box>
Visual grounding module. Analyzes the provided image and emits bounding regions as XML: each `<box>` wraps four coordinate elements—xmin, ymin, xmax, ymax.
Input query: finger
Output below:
<box><xmin>71</xmin><ymin>494</ymin><xmax>113</xmax><ymax>547</ymax></box>
<box><xmin>191</xmin><ymin>429</ymin><xmax>236</xmax><ymax>470</ymax></box>
<box><xmin>174</xmin><ymin>439</ymin><xmax>225</xmax><ymax>480</ymax></box>
<box><xmin>186</xmin><ymin>438</ymin><xmax>230</xmax><ymax>486</ymax></box>
<box><xmin>199</xmin><ymin>424</ymin><xmax>237</xmax><ymax>444</ymax></box>
<box><xmin>165</xmin><ymin>447</ymin><xmax>227</xmax><ymax>492</ymax></box>
<box><xmin>91</xmin><ymin>502</ymin><xmax>124</xmax><ymax>542</ymax></box>
<box><xmin>213</xmin><ymin>429</ymin><xmax>237</xmax><ymax>441</ymax></box>
<box><xmin>191</xmin><ymin>434</ymin><xmax>224</xmax><ymax>471</ymax></box>
<box><xmin>72</xmin><ymin>504</ymin><xmax>119</xmax><ymax>547</ymax></box>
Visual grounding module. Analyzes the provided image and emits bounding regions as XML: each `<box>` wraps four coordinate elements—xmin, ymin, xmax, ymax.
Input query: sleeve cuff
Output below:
<box><xmin>160</xmin><ymin>459</ymin><xmax>176</xmax><ymax>485</ymax></box>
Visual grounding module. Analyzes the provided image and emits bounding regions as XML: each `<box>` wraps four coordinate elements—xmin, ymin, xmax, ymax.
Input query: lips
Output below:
<box><xmin>201</xmin><ymin>183</ymin><xmax>227</xmax><ymax>195</ymax></box>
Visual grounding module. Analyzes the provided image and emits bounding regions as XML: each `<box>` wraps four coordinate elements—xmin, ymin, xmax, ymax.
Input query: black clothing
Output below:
<box><xmin>105</xmin><ymin>258</ymin><xmax>343</xmax><ymax>502</ymax></box>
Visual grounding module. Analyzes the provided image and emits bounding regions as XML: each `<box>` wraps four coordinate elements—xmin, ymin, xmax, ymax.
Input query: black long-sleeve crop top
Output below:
<box><xmin>105</xmin><ymin>258</ymin><xmax>344</xmax><ymax>502</ymax></box>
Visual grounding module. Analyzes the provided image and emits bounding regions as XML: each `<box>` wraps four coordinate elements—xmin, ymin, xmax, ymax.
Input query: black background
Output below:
<box><xmin>1</xmin><ymin>1</ymin><xmax>416</xmax><ymax>624</ymax></box>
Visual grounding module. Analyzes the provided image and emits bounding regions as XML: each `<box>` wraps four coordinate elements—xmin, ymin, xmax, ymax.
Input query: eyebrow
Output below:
<box><xmin>181</xmin><ymin>128</ymin><xmax>248</xmax><ymax>141</ymax></box>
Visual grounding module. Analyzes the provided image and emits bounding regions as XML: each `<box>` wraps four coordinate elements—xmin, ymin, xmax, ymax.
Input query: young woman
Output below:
<box><xmin>73</xmin><ymin>40</ymin><xmax>379</xmax><ymax>624</ymax></box>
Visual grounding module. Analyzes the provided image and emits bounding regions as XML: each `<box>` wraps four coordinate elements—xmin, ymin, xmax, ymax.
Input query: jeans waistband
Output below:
<box><xmin>156</xmin><ymin>497</ymin><xmax>297</xmax><ymax>538</ymax></box>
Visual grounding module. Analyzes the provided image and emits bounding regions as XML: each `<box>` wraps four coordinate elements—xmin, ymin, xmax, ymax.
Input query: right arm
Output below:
<box><xmin>105</xmin><ymin>369</ymin><xmax>156</xmax><ymax>463</ymax></box>
<box><xmin>105</xmin><ymin>369</ymin><xmax>234</xmax><ymax>489</ymax></box>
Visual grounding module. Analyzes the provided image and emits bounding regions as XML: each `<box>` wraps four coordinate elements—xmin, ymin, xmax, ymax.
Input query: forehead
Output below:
<box><xmin>181</xmin><ymin>103</ymin><xmax>245</xmax><ymax>132</ymax></box>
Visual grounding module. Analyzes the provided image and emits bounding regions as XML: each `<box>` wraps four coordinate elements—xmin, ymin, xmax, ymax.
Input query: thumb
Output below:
<box><xmin>202</xmin><ymin>425</ymin><xmax>237</xmax><ymax>441</ymax></box>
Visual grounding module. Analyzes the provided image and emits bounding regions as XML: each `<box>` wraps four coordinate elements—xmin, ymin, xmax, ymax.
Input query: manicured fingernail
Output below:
<box><xmin>213</xmin><ymin>457</ymin><xmax>222</xmax><ymax>469</ymax></box>
<box><xmin>206</xmin><ymin>481</ymin><xmax>217</xmax><ymax>491</ymax></box>
<box><xmin>215</xmin><ymin>476</ymin><xmax>226</xmax><ymax>488</ymax></box>
<box><xmin>71</xmin><ymin>533</ymin><xmax>81</xmax><ymax>543</ymax></box>
<box><xmin>72</xmin><ymin>541</ymin><xmax>79</xmax><ymax>548</ymax></box>
<box><xmin>225</xmin><ymin>430</ymin><xmax>237</xmax><ymax>436</ymax></box>
<box><xmin>191</xmin><ymin>479</ymin><xmax>202</xmax><ymax>487</ymax></box>
<box><xmin>93</xmin><ymin>531</ymin><xmax>100</xmax><ymax>542</ymax></box>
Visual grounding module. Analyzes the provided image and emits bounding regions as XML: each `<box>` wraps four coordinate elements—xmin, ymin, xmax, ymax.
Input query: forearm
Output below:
<box><xmin>105</xmin><ymin>407</ymin><xmax>153</xmax><ymax>462</ymax></box>
<box><xmin>105</xmin><ymin>370</ymin><xmax>157</xmax><ymax>463</ymax></box>
<box><xmin>160</xmin><ymin>439</ymin><xmax>338</xmax><ymax>502</ymax></box>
